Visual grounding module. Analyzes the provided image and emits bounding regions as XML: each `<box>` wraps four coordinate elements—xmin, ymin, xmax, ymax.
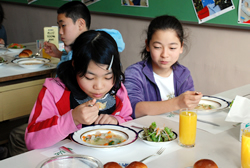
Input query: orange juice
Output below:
<box><xmin>42</xmin><ymin>48</ymin><xmax>51</xmax><ymax>59</ymax></box>
<box><xmin>179</xmin><ymin>110</ymin><xmax>197</xmax><ymax>147</ymax></box>
<box><xmin>241</xmin><ymin>130</ymin><xmax>250</xmax><ymax>168</ymax></box>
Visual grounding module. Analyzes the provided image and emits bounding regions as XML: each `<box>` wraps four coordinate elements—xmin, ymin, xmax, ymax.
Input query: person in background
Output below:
<box><xmin>0</xmin><ymin>3</ymin><xmax>8</xmax><ymax>160</ymax></box>
<box><xmin>25</xmin><ymin>30</ymin><xmax>132</xmax><ymax>150</ymax></box>
<box><xmin>43</xmin><ymin>1</ymin><xmax>125</xmax><ymax>67</ymax></box>
<box><xmin>124</xmin><ymin>15</ymin><xmax>202</xmax><ymax>119</ymax></box>
<box><xmin>0</xmin><ymin>4</ymin><xmax>7</xmax><ymax>46</ymax></box>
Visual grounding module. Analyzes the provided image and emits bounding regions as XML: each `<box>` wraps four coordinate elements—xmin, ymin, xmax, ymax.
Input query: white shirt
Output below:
<box><xmin>153</xmin><ymin>71</ymin><xmax>175</xmax><ymax>101</ymax></box>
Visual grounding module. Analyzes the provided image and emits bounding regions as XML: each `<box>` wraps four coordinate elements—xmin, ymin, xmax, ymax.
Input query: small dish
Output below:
<box><xmin>138</xmin><ymin>130</ymin><xmax>178</xmax><ymax>147</ymax></box>
<box><xmin>12</xmin><ymin>57</ymin><xmax>50</xmax><ymax>69</ymax></box>
<box><xmin>37</xmin><ymin>154</ymin><xmax>103</xmax><ymax>168</ymax></box>
<box><xmin>71</xmin><ymin>124</ymin><xmax>138</xmax><ymax>149</ymax></box>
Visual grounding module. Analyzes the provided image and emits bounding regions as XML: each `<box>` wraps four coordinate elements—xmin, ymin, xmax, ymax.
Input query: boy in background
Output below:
<box><xmin>8</xmin><ymin>1</ymin><xmax>125</xmax><ymax>157</ymax></box>
<box><xmin>43</xmin><ymin>1</ymin><xmax>125</xmax><ymax>66</ymax></box>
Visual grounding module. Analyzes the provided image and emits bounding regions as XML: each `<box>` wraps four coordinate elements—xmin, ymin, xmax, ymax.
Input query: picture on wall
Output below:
<box><xmin>82</xmin><ymin>0</ymin><xmax>100</xmax><ymax>6</ymax></box>
<box><xmin>238</xmin><ymin>0</ymin><xmax>250</xmax><ymax>24</ymax></box>
<box><xmin>122</xmin><ymin>0</ymin><xmax>148</xmax><ymax>7</ymax></box>
<box><xmin>192</xmin><ymin>0</ymin><xmax>235</xmax><ymax>24</ymax></box>
<box><xmin>27</xmin><ymin>0</ymin><xmax>37</xmax><ymax>4</ymax></box>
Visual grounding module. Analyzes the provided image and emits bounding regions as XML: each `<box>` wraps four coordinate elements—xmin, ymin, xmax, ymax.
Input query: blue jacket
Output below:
<box><xmin>124</xmin><ymin>60</ymin><xmax>194</xmax><ymax>119</ymax></box>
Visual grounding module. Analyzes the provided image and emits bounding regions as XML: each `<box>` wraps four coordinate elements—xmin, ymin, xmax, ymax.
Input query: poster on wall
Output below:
<box><xmin>82</xmin><ymin>0</ymin><xmax>100</xmax><ymax>6</ymax></box>
<box><xmin>192</xmin><ymin>0</ymin><xmax>235</xmax><ymax>24</ymax></box>
<box><xmin>238</xmin><ymin>0</ymin><xmax>250</xmax><ymax>24</ymax></box>
<box><xmin>122</xmin><ymin>0</ymin><xmax>148</xmax><ymax>7</ymax></box>
<box><xmin>27</xmin><ymin>0</ymin><xmax>37</xmax><ymax>4</ymax></box>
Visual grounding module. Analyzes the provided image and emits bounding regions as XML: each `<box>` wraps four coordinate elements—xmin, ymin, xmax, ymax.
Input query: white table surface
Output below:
<box><xmin>1</xmin><ymin>84</ymin><xmax>250</xmax><ymax>168</ymax></box>
<box><xmin>0</xmin><ymin>42</ymin><xmax>59</xmax><ymax>79</ymax></box>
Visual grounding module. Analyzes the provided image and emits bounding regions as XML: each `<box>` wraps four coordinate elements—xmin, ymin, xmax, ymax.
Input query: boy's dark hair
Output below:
<box><xmin>57</xmin><ymin>30</ymin><xmax>124</xmax><ymax>99</ymax></box>
<box><xmin>0</xmin><ymin>4</ymin><xmax>5</xmax><ymax>27</ymax></box>
<box><xmin>141</xmin><ymin>15</ymin><xmax>185</xmax><ymax>66</ymax></box>
<box><xmin>57</xmin><ymin>1</ymin><xmax>91</xmax><ymax>29</ymax></box>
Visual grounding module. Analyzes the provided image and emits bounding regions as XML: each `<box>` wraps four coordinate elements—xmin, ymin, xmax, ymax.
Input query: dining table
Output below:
<box><xmin>0</xmin><ymin>84</ymin><xmax>250</xmax><ymax>168</ymax></box>
<box><xmin>0</xmin><ymin>42</ymin><xmax>60</xmax><ymax>122</ymax></box>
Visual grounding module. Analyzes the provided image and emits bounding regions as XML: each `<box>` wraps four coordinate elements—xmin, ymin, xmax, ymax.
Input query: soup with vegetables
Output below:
<box><xmin>82</xmin><ymin>131</ymin><xmax>126</xmax><ymax>146</ymax></box>
<box><xmin>195</xmin><ymin>104</ymin><xmax>215</xmax><ymax>110</ymax></box>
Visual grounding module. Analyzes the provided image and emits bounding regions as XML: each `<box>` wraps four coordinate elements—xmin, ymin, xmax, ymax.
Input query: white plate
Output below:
<box><xmin>118</xmin><ymin>162</ymin><xmax>129</xmax><ymax>168</ymax></box>
<box><xmin>195</xmin><ymin>95</ymin><xmax>229</xmax><ymax>114</ymax></box>
<box><xmin>71</xmin><ymin>124</ymin><xmax>138</xmax><ymax>149</ymax></box>
<box><xmin>138</xmin><ymin>130</ymin><xmax>178</xmax><ymax>147</ymax></box>
<box><xmin>12</xmin><ymin>57</ymin><xmax>50</xmax><ymax>69</ymax></box>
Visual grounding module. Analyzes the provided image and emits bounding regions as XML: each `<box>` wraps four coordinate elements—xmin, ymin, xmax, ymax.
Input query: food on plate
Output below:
<box><xmin>96</xmin><ymin>101</ymin><xmax>107</xmax><ymax>110</ymax></box>
<box><xmin>104</xmin><ymin>161</ymin><xmax>123</xmax><ymax>168</ymax></box>
<box><xmin>141</xmin><ymin>122</ymin><xmax>176</xmax><ymax>142</ymax></box>
<box><xmin>126</xmin><ymin>161</ymin><xmax>148</xmax><ymax>168</ymax></box>
<box><xmin>0</xmin><ymin>56</ymin><xmax>4</xmax><ymax>63</ymax></box>
<box><xmin>22</xmin><ymin>49</ymin><xmax>33</xmax><ymax>56</ymax></box>
<box><xmin>195</xmin><ymin>103</ymin><xmax>215</xmax><ymax>110</ymax></box>
<box><xmin>193</xmin><ymin>159</ymin><xmax>218</xmax><ymax>168</ymax></box>
<box><xmin>7</xmin><ymin>43</ymin><xmax>25</xmax><ymax>49</ymax></box>
<box><xmin>81</xmin><ymin>130</ymin><xmax>126</xmax><ymax>146</ymax></box>
<box><xmin>104</xmin><ymin>161</ymin><xmax>147</xmax><ymax>168</ymax></box>
<box><xmin>18</xmin><ymin>52</ymin><xmax>29</xmax><ymax>58</ymax></box>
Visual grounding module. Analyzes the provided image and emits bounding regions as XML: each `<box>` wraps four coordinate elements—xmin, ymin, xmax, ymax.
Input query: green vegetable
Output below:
<box><xmin>142</xmin><ymin>122</ymin><xmax>176</xmax><ymax>142</ymax></box>
<box><xmin>229</xmin><ymin>100</ymin><xmax>234</xmax><ymax>108</ymax></box>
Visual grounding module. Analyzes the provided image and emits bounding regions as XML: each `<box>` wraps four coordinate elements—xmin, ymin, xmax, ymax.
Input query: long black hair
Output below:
<box><xmin>57</xmin><ymin>30</ymin><xmax>124</xmax><ymax>99</ymax></box>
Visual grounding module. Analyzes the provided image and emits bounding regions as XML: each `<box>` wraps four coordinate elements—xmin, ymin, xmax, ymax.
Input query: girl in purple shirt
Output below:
<box><xmin>124</xmin><ymin>15</ymin><xmax>203</xmax><ymax>118</ymax></box>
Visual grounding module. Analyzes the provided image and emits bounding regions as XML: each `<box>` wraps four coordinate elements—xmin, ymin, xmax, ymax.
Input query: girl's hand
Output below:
<box><xmin>72</xmin><ymin>99</ymin><xmax>99</xmax><ymax>126</ymax></box>
<box><xmin>43</xmin><ymin>41</ymin><xmax>63</xmax><ymax>58</ymax></box>
<box><xmin>94</xmin><ymin>114</ymin><xmax>118</xmax><ymax>125</ymax></box>
<box><xmin>177</xmin><ymin>91</ymin><xmax>202</xmax><ymax>109</ymax></box>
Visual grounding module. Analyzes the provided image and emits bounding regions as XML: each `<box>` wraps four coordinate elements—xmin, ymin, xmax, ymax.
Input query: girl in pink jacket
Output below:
<box><xmin>25</xmin><ymin>30</ymin><xmax>133</xmax><ymax>150</ymax></box>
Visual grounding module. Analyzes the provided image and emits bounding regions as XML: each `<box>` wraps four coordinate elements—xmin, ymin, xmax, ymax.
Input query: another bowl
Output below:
<box><xmin>38</xmin><ymin>154</ymin><xmax>103</xmax><ymax>168</ymax></box>
<box><xmin>138</xmin><ymin>130</ymin><xmax>178</xmax><ymax>147</ymax></box>
<box><xmin>7</xmin><ymin>48</ymin><xmax>25</xmax><ymax>54</ymax></box>
<box><xmin>12</xmin><ymin>57</ymin><xmax>50</xmax><ymax>69</ymax></box>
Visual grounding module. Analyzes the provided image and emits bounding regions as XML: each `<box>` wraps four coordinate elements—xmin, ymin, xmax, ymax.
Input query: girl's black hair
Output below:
<box><xmin>57</xmin><ymin>30</ymin><xmax>124</xmax><ymax>99</ymax></box>
<box><xmin>141</xmin><ymin>15</ymin><xmax>185</xmax><ymax>67</ymax></box>
<box><xmin>57</xmin><ymin>1</ymin><xmax>91</xmax><ymax>29</ymax></box>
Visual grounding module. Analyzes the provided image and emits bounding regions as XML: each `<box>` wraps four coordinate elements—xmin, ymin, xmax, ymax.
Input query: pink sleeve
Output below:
<box><xmin>25</xmin><ymin>85</ymin><xmax>80</xmax><ymax>150</ymax></box>
<box><xmin>112</xmin><ymin>83</ymin><xmax>133</xmax><ymax>124</ymax></box>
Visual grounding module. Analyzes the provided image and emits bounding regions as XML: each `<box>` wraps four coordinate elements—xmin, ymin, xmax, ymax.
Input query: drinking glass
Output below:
<box><xmin>178</xmin><ymin>108</ymin><xmax>197</xmax><ymax>148</ymax></box>
<box><xmin>42</xmin><ymin>48</ymin><xmax>51</xmax><ymax>59</ymax></box>
<box><xmin>241</xmin><ymin>127</ymin><xmax>250</xmax><ymax>168</ymax></box>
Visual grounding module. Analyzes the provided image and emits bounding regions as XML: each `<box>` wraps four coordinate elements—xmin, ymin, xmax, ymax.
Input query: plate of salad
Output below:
<box><xmin>7</xmin><ymin>43</ymin><xmax>25</xmax><ymax>53</ymax></box>
<box><xmin>138</xmin><ymin>122</ymin><xmax>177</xmax><ymax>147</ymax></box>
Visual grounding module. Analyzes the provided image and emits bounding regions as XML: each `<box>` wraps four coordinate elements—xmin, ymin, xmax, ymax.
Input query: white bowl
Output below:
<box><xmin>12</xmin><ymin>58</ymin><xmax>50</xmax><ymax>69</ymax></box>
<box><xmin>138</xmin><ymin>130</ymin><xmax>178</xmax><ymax>147</ymax></box>
<box><xmin>38</xmin><ymin>154</ymin><xmax>103</xmax><ymax>168</ymax></box>
<box><xmin>7</xmin><ymin>48</ymin><xmax>24</xmax><ymax>54</ymax></box>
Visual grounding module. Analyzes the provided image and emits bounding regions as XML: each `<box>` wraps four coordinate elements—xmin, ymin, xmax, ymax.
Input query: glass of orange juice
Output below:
<box><xmin>178</xmin><ymin>108</ymin><xmax>197</xmax><ymax>148</ymax></box>
<box><xmin>241</xmin><ymin>128</ymin><xmax>250</xmax><ymax>168</ymax></box>
<box><xmin>42</xmin><ymin>48</ymin><xmax>51</xmax><ymax>59</ymax></box>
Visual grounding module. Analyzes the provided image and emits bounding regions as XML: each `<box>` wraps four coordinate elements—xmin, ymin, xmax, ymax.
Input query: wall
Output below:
<box><xmin>2</xmin><ymin>2</ymin><xmax>250</xmax><ymax>95</ymax></box>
